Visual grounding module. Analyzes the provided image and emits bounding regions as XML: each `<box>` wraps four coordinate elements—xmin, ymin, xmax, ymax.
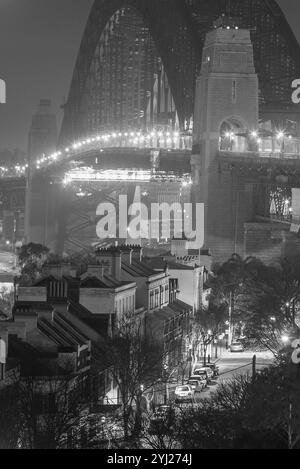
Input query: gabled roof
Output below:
<box><xmin>122</xmin><ymin>259</ymin><xmax>163</xmax><ymax>278</ymax></box>
<box><xmin>67</xmin><ymin>301</ymin><xmax>112</xmax><ymax>336</ymax></box>
<box><xmin>148</xmin><ymin>300</ymin><xmax>192</xmax><ymax>326</ymax></box>
<box><xmin>38</xmin><ymin>318</ymin><xmax>77</xmax><ymax>351</ymax></box>
<box><xmin>80</xmin><ymin>275</ymin><xmax>134</xmax><ymax>289</ymax></box>
<box><xmin>33</xmin><ymin>275</ymin><xmax>80</xmax><ymax>287</ymax></box>
<box><xmin>37</xmin><ymin>312</ymin><xmax>90</xmax><ymax>350</ymax></box>
<box><xmin>167</xmin><ymin>299</ymin><xmax>193</xmax><ymax>313</ymax></box>
<box><xmin>146</xmin><ymin>257</ymin><xmax>196</xmax><ymax>271</ymax></box>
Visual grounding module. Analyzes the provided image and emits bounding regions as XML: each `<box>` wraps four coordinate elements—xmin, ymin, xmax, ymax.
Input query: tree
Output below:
<box><xmin>190</xmin><ymin>303</ymin><xmax>227</xmax><ymax>366</ymax></box>
<box><xmin>16</xmin><ymin>360</ymin><xmax>90</xmax><ymax>449</ymax></box>
<box><xmin>98</xmin><ymin>315</ymin><xmax>168</xmax><ymax>443</ymax></box>
<box><xmin>209</xmin><ymin>254</ymin><xmax>300</xmax><ymax>355</ymax></box>
<box><xmin>209</xmin><ymin>254</ymin><xmax>262</xmax><ymax>303</ymax></box>
<box><xmin>17</xmin><ymin>243</ymin><xmax>49</xmax><ymax>285</ymax></box>
<box><xmin>243</xmin><ymin>362</ymin><xmax>300</xmax><ymax>449</ymax></box>
<box><xmin>176</xmin><ymin>360</ymin><xmax>300</xmax><ymax>449</ymax></box>
<box><xmin>0</xmin><ymin>285</ymin><xmax>14</xmax><ymax>317</ymax></box>
<box><xmin>18</xmin><ymin>243</ymin><xmax>50</xmax><ymax>267</ymax></box>
<box><xmin>175</xmin><ymin>375</ymin><xmax>253</xmax><ymax>449</ymax></box>
<box><xmin>140</xmin><ymin>405</ymin><xmax>182</xmax><ymax>450</ymax></box>
<box><xmin>0</xmin><ymin>383</ymin><xmax>20</xmax><ymax>448</ymax></box>
<box><xmin>239</xmin><ymin>256</ymin><xmax>300</xmax><ymax>355</ymax></box>
<box><xmin>178</xmin><ymin>400</ymin><xmax>242</xmax><ymax>449</ymax></box>
<box><xmin>207</xmin><ymin>254</ymin><xmax>264</xmax><ymax>340</ymax></box>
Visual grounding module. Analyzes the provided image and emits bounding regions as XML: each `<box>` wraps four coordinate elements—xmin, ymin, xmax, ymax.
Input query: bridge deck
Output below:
<box><xmin>218</xmin><ymin>151</ymin><xmax>300</xmax><ymax>168</ymax></box>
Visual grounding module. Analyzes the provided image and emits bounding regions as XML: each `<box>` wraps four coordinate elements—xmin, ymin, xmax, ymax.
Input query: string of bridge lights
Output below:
<box><xmin>35</xmin><ymin>129</ymin><xmax>187</xmax><ymax>170</ymax></box>
<box><xmin>224</xmin><ymin>129</ymin><xmax>295</xmax><ymax>141</ymax></box>
<box><xmin>0</xmin><ymin>164</ymin><xmax>29</xmax><ymax>178</ymax></box>
<box><xmin>63</xmin><ymin>168</ymin><xmax>193</xmax><ymax>185</ymax></box>
<box><xmin>2</xmin><ymin>128</ymin><xmax>298</xmax><ymax>179</ymax></box>
<box><xmin>40</xmin><ymin>127</ymin><xmax>297</xmax><ymax>172</ymax></box>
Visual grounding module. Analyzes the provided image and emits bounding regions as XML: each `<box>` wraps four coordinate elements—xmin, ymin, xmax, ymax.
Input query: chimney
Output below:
<box><xmin>112</xmin><ymin>251</ymin><xmax>122</xmax><ymax>280</ymax></box>
<box><xmin>120</xmin><ymin>246</ymin><xmax>133</xmax><ymax>265</ymax></box>
<box><xmin>130</xmin><ymin>245</ymin><xmax>143</xmax><ymax>262</ymax></box>
<box><xmin>96</xmin><ymin>248</ymin><xmax>122</xmax><ymax>280</ymax></box>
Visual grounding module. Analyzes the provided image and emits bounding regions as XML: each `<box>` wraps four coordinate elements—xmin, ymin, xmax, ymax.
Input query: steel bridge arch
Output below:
<box><xmin>60</xmin><ymin>0</ymin><xmax>201</xmax><ymax>143</ymax></box>
<box><xmin>60</xmin><ymin>0</ymin><xmax>300</xmax><ymax>143</ymax></box>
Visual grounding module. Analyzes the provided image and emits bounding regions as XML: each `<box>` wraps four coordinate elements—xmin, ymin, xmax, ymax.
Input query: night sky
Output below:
<box><xmin>0</xmin><ymin>0</ymin><xmax>299</xmax><ymax>152</ymax></box>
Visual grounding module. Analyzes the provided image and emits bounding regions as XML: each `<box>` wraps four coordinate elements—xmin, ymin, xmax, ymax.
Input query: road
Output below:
<box><xmin>217</xmin><ymin>349</ymin><xmax>273</xmax><ymax>380</ymax></box>
<box><xmin>166</xmin><ymin>349</ymin><xmax>274</xmax><ymax>405</ymax></box>
<box><xmin>189</xmin><ymin>349</ymin><xmax>274</xmax><ymax>400</ymax></box>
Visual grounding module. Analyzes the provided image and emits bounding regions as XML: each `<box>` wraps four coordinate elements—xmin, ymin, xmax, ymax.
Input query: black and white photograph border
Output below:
<box><xmin>0</xmin><ymin>0</ymin><xmax>300</xmax><ymax>454</ymax></box>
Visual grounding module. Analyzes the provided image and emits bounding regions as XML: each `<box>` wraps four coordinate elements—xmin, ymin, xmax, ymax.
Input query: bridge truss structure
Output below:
<box><xmin>60</xmin><ymin>0</ymin><xmax>300</xmax><ymax>145</ymax></box>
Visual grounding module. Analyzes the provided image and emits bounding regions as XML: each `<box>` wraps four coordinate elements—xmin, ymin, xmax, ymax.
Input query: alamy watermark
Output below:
<box><xmin>96</xmin><ymin>194</ymin><xmax>204</xmax><ymax>249</ymax></box>
<box><xmin>292</xmin><ymin>79</ymin><xmax>300</xmax><ymax>104</ymax></box>
<box><xmin>0</xmin><ymin>79</ymin><xmax>6</xmax><ymax>104</ymax></box>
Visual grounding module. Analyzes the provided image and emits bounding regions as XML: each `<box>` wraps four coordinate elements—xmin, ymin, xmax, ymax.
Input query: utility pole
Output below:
<box><xmin>228</xmin><ymin>290</ymin><xmax>233</xmax><ymax>346</ymax></box>
<box><xmin>252</xmin><ymin>354</ymin><xmax>256</xmax><ymax>380</ymax></box>
<box><xmin>288</xmin><ymin>402</ymin><xmax>293</xmax><ymax>450</ymax></box>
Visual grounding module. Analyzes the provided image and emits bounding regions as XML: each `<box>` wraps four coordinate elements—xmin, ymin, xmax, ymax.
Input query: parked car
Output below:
<box><xmin>174</xmin><ymin>385</ymin><xmax>195</xmax><ymax>402</ymax></box>
<box><xmin>195</xmin><ymin>374</ymin><xmax>208</xmax><ymax>388</ymax></box>
<box><xmin>200</xmin><ymin>366</ymin><xmax>214</xmax><ymax>381</ymax></box>
<box><xmin>230</xmin><ymin>341</ymin><xmax>244</xmax><ymax>352</ymax></box>
<box><xmin>189</xmin><ymin>374</ymin><xmax>208</xmax><ymax>388</ymax></box>
<box><xmin>202</xmin><ymin>363</ymin><xmax>219</xmax><ymax>378</ymax></box>
<box><xmin>187</xmin><ymin>378</ymin><xmax>205</xmax><ymax>392</ymax></box>
<box><xmin>149</xmin><ymin>405</ymin><xmax>176</xmax><ymax>434</ymax></box>
<box><xmin>191</xmin><ymin>368</ymin><xmax>210</xmax><ymax>382</ymax></box>
<box><xmin>193</xmin><ymin>367</ymin><xmax>213</xmax><ymax>383</ymax></box>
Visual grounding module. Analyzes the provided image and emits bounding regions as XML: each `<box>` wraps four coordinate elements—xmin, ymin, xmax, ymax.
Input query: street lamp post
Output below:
<box><xmin>228</xmin><ymin>290</ymin><xmax>233</xmax><ymax>347</ymax></box>
<box><xmin>163</xmin><ymin>364</ymin><xmax>168</xmax><ymax>405</ymax></box>
<box><xmin>214</xmin><ymin>338</ymin><xmax>218</xmax><ymax>359</ymax></box>
<box><xmin>188</xmin><ymin>344</ymin><xmax>193</xmax><ymax>379</ymax></box>
<box><xmin>224</xmin><ymin>281</ymin><xmax>242</xmax><ymax>347</ymax></box>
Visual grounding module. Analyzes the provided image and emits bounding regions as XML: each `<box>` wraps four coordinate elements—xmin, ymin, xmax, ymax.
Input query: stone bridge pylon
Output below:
<box><xmin>191</xmin><ymin>17</ymin><xmax>300</xmax><ymax>264</ymax></box>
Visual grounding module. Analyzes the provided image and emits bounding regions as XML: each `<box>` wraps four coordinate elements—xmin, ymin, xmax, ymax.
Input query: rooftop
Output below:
<box><xmin>146</xmin><ymin>257</ymin><xmax>197</xmax><ymax>271</ymax></box>
<box><xmin>67</xmin><ymin>301</ymin><xmax>112</xmax><ymax>336</ymax></box>
<box><xmin>34</xmin><ymin>275</ymin><xmax>80</xmax><ymax>287</ymax></box>
<box><xmin>122</xmin><ymin>259</ymin><xmax>165</xmax><ymax>278</ymax></box>
<box><xmin>80</xmin><ymin>274</ymin><xmax>135</xmax><ymax>289</ymax></box>
<box><xmin>148</xmin><ymin>299</ymin><xmax>192</xmax><ymax>325</ymax></box>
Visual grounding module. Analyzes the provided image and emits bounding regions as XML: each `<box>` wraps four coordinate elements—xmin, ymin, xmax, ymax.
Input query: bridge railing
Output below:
<box><xmin>219</xmin><ymin>150</ymin><xmax>300</xmax><ymax>160</ymax></box>
<box><xmin>0</xmin><ymin>165</ymin><xmax>28</xmax><ymax>178</ymax></box>
<box><xmin>34</xmin><ymin>130</ymin><xmax>193</xmax><ymax>171</ymax></box>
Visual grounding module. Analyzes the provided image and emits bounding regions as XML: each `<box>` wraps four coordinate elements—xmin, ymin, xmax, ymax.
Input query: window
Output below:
<box><xmin>155</xmin><ymin>289</ymin><xmax>159</xmax><ymax>308</ymax></box>
<box><xmin>150</xmin><ymin>290</ymin><xmax>154</xmax><ymax>309</ymax></box>
<box><xmin>165</xmin><ymin>285</ymin><xmax>169</xmax><ymax>303</ymax></box>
